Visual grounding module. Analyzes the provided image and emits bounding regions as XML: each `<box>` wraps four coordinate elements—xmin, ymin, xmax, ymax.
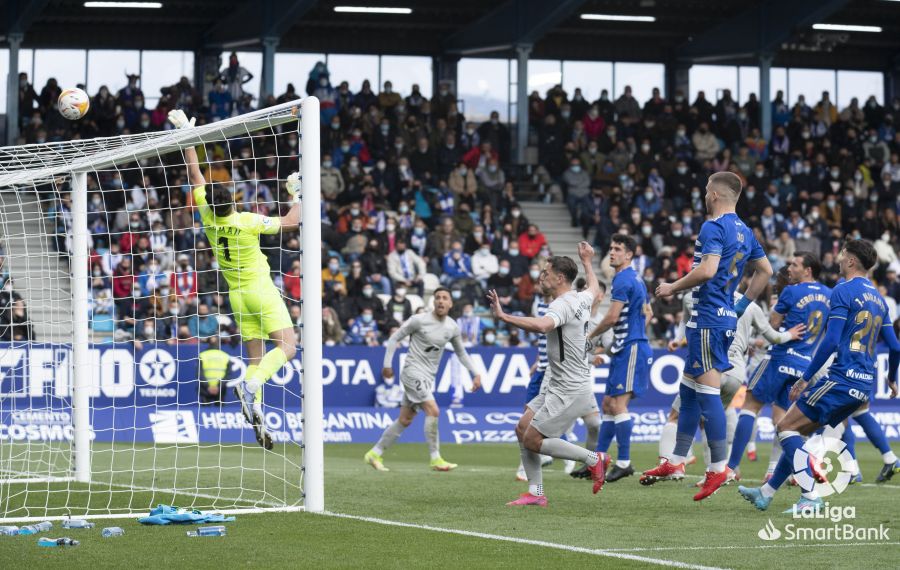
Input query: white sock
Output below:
<box><xmin>529</xmin><ymin>484</ymin><xmax>544</xmax><ymax>496</ymax></box>
<box><xmin>760</xmin><ymin>483</ymin><xmax>776</xmax><ymax>498</ymax></box>
<box><xmin>801</xmin><ymin>488</ymin><xmax>819</xmax><ymax>501</ymax></box>
<box><xmin>747</xmin><ymin>441</ymin><xmax>757</xmax><ymax>453</ymax></box>
<box><xmin>659</xmin><ymin>421</ymin><xmax>678</xmax><ymax>459</ymax></box>
<box><xmin>884</xmin><ymin>451</ymin><xmax>898</xmax><ymax>464</ymax></box>
<box><xmin>372</xmin><ymin>445</ymin><xmax>384</xmax><ymax>455</ymax></box>
<box><xmin>847</xmin><ymin>458</ymin><xmax>860</xmax><ymax>476</ymax></box>
<box><xmin>616</xmin><ymin>460</ymin><xmax>631</xmax><ymax>468</ymax></box>
<box><xmin>670</xmin><ymin>454</ymin><xmax>686</xmax><ymax>465</ymax></box>
<box><xmin>710</xmin><ymin>460</ymin><xmax>727</xmax><ymax>473</ymax></box>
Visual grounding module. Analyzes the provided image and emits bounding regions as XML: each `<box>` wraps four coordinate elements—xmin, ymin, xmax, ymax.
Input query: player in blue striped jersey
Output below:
<box><xmin>588</xmin><ymin>234</ymin><xmax>650</xmax><ymax>482</ymax></box>
<box><xmin>728</xmin><ymin>252</ymin><xmax>831</xmax><ymax>477</ymax></box>
<box><xmin>643</xmin><ymin>172</ymin><xmax>772</xmax><ymax>501</ymax></box>
<box><xmin>739</xmin><ymin>239</ymin><xmax>900</xmax><ymax>512</ymax></box>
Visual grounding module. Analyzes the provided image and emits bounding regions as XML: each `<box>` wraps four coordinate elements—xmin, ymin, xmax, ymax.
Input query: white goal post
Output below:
<box><xmin>0</xmin><ymin>96</ymin><xmax>322</xmax><ymax>521</ymax></box>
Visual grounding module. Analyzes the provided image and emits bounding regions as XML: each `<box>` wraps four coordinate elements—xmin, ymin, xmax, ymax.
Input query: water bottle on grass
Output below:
<box><xmin>38</xmin><ymin>537</ymin><xmax>79</xmax><ymax>547</ymax></box>
<box><xmin>186</xmin><ymin>525</ymin><xmax>226</xmax><ymax>537</ymax></box>
<box><xmin>102</xmin><ymin>527</ymin><xmax>125</xmax><ymax>538</ymax></box>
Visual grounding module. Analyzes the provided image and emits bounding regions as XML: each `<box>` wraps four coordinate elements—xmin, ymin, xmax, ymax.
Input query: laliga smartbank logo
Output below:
<box><xmin>791</xmin><ymin>434</ymin><xmax>854</xmax><ymax>497</ymax></box>
<box><xmin>757</xmin><ymin>502</ymin><xmax>891</xmax><ymax>542</ymax></box>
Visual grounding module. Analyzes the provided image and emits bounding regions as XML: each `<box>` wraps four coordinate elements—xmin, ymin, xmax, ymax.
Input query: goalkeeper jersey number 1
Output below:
<box><xmin>193</xmin><ymin>185</ymin><xmax>281</xmax><ymax>290</ymax></box>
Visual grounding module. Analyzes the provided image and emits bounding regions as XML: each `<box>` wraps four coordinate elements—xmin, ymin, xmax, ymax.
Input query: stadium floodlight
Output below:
<box><xmin>333</xmin><ymin>6</ymin><xmax>413</xmax><ymax>14</ymax></box>
<box><xmin>812</xmin><ymin>23</ymin><xmax>882</xmax><ymax>32</ymax></box>
<box><xmin>580</xmin><ymin>13</ymin><xmax>656</xmax><ymax>22</ymax></box>
<box><xmin>84</xmin><ymin>1</ymin><xmax>163</xmax><ymax>8</ymax></box>
<box><xmin>0</xmin><ymin>97</ymin><xmax>323</xmax><ymax>521</ymax></box>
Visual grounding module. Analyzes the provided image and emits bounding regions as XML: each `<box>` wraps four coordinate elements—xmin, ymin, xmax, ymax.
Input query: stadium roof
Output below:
<box><xmin>2</xmin><ymin>0</ymin><xmax>899</xmax><ymax>71</ymax></box>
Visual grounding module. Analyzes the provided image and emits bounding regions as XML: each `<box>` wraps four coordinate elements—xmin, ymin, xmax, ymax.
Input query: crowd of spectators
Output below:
<box><xmin>12</xmin><ymin>56</ymin><xmax>900</xmax><ymax>348</ymax></box>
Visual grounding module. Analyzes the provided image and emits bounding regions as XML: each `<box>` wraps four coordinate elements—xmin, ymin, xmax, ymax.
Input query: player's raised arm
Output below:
<box><xmin>279</xmin><ymin>172</ymin><xmax>302</xmax><ymax>230</ymax></box>
<box><xmin>578</xmin><ymin>241</ymin><xmax>601</xmax><ymax>302</ymax></box>
<box><xmin>168</xmin><ymin>110</ymin><xmax>204</xmax><ymax>187</ymax></box>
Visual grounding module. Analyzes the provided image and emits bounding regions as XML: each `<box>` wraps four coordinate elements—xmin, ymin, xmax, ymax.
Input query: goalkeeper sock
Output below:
<box><xmin>244</xmin><ymin>365</ymin><xmax>260</xmax><ymax>402</ymax></box>
<box><xmin>424</xmin><ymin>416</ymin><xmax>441</xmax><ymax>460</ymax></box>
<box><xmin>246</xmin><ymin>347</ymin><xmax>289</xmax><ymax>395</ymax></box>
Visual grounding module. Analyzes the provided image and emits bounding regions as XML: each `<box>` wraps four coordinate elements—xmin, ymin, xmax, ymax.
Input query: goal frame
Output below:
<box><xmin>1</xmin><ymin>96</ymin><xmax>323</xmax><ymax>516</ymax></box>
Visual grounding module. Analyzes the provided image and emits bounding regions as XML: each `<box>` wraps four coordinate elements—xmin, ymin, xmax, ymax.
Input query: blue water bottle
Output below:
<box><xmin>18</xmin><ymin>522</ymin><xmax>53</xmax><ymax>536</ymax></box>
<box><xmin>0</xmin><ymin>526</ymin><xmax>18</xmax><ymax>536</ymax></box>
<box><xmin>62</xmin><ymin>519</ymin><xmax>95</xmax><ymax>529</ymax></box>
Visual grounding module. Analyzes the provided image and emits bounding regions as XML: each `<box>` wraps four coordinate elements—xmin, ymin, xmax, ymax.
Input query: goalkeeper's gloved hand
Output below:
<box><xmin>167</xmin><ymin>109</ymin><xmax>196</xmax><ymax>129</ymax></box>
<box><xmin>286</xmin><ymin>172</ymin><xmax>301</xmax><ymax>203</ymax></box>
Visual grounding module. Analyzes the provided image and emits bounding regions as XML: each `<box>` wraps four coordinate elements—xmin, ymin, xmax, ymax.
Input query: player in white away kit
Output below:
<box><xmin>365</xmin><ymin>287</ymin><xmax>482</xmax><ymax>471</ymax></box>
<box><xmin>489</xmin><ymin>242</ymin><xmax>609</xmax><ymax>507</ymax></box>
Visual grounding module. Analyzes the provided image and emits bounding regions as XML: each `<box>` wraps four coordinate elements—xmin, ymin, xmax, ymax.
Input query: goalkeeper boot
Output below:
<box><xmin>235</xmin><ymin>384</ymin><xmax>272</xmax><ymax>450</ymax></box>
<box><xmin>738</xmin><ymin>486</ymin><xmax>772</xmax><ymax>511</ymax></box>
<box><xmin>430</xmin><ymin>457</ymin><xmax>458</xmax><ymax>471</ymax></box>
<box><xmin>365</xmin><ymin>449</ymin><xmax>389</xmax><ymax>472</ymax></box>
<box><xmin>876</xmin><ymin>460</ymin><xmax>900</xmax><ymax>483</ymax></box>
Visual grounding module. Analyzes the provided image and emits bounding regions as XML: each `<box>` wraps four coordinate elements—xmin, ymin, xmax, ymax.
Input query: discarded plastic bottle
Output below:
<box><xmin>18</xmin><ymin>522</ymin><xmax>53</xmax><ymax>535</ymax></box>
<box><xmin>101</xmin><ymin>527</ymin><xmax>125</xmax><ymax>538</ymax></box>
<box><xmin>62</xmin><ymin>519</ymin><xmax>95</xmax><ymax>529</ymax></box>
<box><xmin>38</xmin><ymin>537</ymin><xmax>79</xmax><ymax>547</ymax></box>
<box><xmin>0</xmin><ymin>526</ymin><xmax>19</xmax><ymax>536</ymax></box>
<box><xmin>186</xmin><ymin>525</ymin><xmax>226</xmax><ymax>537</ymax></box>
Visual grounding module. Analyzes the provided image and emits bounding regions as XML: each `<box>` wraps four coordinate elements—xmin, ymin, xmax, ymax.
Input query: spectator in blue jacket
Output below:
<box><xmin>347</xmin><ymin>307</ymin><xmax>380</xmax><ymax>345</ymax></box>
<box><xmin>441</xmin><ymin>240</ymin><xmax>473</xmax><ymax>285</ymax></box>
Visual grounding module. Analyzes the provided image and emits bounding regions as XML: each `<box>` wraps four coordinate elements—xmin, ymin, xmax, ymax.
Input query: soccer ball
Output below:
<box><xmin>57</xmin><ymin>88</ymin><xmax>90</xmax><ymax>120</ymax></box>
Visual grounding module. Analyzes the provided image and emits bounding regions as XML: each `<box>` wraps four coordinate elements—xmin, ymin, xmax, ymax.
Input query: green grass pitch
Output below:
<box><xmin>0</xmin><ymin>441</ymin><xmax>897</xmax><ymax>569</ymax></box>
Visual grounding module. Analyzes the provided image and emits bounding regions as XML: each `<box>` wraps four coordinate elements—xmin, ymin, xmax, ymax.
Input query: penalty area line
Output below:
<box><xmin>320</xmin><ymin>511</ymin><xmax>729</xmax><ymax>570</ymax></box>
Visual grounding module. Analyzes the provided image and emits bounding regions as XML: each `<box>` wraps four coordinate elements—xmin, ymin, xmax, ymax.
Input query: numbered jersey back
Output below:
<box><xmin>830</xmin><ymin>277</ymin><xmax>889</xmax><ymax>388</ymax></box>
<box><xmin>770</xmin><ymin>281</ymin><xmax>832</xmax><ymax>358</ymax></box>
<box><xmin>544</xmin><ymin>290</ymin><xmax>594</xmax><ymax>394</ymax></box>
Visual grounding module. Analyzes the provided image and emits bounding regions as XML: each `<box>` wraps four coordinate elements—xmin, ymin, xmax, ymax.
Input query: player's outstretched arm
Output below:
<box><xmin>740</xmin><ymin>256</ymin><xmax>774</xmax><ymax>305</ymax></box>
<box><xmin>589</xmin><ymin>301</ymin><xmax>622</xmax><ymax>339</ymax></box>
<box><xmin>382</xmin><ymin>318</ymin><xmax>417</xmax><ymax>378</ymax></box>
<box><xmin>168</xmin><ymin>110</ymin><xmax>205</xmax><ymax>187</ymax></box>
<box><xmin>487</xmin><ymin>289</ymin><xmax>555</xmax><ymax>333</ymax></box>
<box><xmin>578</xmin><ymin>241</ymin><xmax>601</xmax><ymax>301</ymax></box>
<box><xmin>655</xmin><ymin>254</ymin><xmax>720</xmax><ymax>297</ymax></box>
<box><xmin>792</xmin><ymin>315</ymin><xmax>842</xmax><ymax>400</ymax></box>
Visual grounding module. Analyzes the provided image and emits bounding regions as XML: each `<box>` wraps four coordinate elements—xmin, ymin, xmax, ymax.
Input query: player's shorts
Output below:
<box><xmin>607</xmin><ymin>341</ymin><xmax>652</xmax><ymax>398</ymax></box>
<box><xmin>229</xmin><ymin>283</ymin><xmax>293</xmax><ymax>340</ymax></box>
<box><xmin>669</xmin><ymin>370</ymin><xmax>742</xmax><ymax>412</ymax></box>
<box><xmin>400</xmin><ymin>374</ymin><xmax>435</xmax><ymax>409</ymax></box>
<box><xmin>528</xmin><ymin>389</ymin><xmax>599</xmax><ymax>439</ymax></box>
<box><xmin>525</xmin><ymin>370</ymin><xmax>546</xmax><ymax>404</ymax></box>
<box><xmin>683</xmin><ymin>327</ymin><xmax>734</xmax><ymax>378</ymax></box>
<box><xmin>748</xmin><ymin>354</ymin><xmax>808</xmax><ymax>410</ymax></box>
<box><xmin>796</xmin><ymin>373</ymin><xmax>870</xmax><ymax>428</ymax></box>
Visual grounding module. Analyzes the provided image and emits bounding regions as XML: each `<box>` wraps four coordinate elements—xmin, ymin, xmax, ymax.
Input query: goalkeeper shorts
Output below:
<box><xmin>229</xmin><ymin>284</ymin><xmax>293</xmax><ymax>340</ymax></box>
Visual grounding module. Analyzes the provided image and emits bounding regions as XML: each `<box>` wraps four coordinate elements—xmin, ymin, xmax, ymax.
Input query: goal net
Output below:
<box><xmin>0</xmin><ymin>97</ymin><xmax>323</xmax><ymax>522</ymax></box>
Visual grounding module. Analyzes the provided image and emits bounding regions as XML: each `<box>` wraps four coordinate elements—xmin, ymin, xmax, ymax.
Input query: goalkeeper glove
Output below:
<box><xmin>286</xmin><ymin>172</ymin><xmax>301</xmax><ymax>204</ymax></box>
<box><xmin>167</xmin><ymin>109</ymin><xmax>196</xmax><ymax>129</ymax></box>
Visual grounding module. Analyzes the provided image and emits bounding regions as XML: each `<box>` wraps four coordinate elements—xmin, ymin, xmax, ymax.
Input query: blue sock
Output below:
<box><xmin>595</xmin><ymin>415</ymin><xmax>615</xmax><ymax>453</ymax></box>
<box><xmin>842</xmin><ymin>424</ymin><xmax>857</xmax><ymax>459</ymax></box>
<box><xmin>614</xmin><ymin>414</ymin><xmax>633</xmax><ymax>462</ymax></box>
<box><xmin>728</xmin><ymin>411</ymin><xmax>756</xmax><ymax>470</ymax></box>
<box><xmin>854</xmin><ymin>412</ymin><xmax>890</xmax><ymax>455</ymax></box>
<box><xmin>697</xmin><ymin>389</ymin><xmax>727</xmax><ymax>465</ymax></box>
<box><xmin>769</xmin><ymin>433</ymin><xmax>807</xmax><ymax>491</ymax></box>
<box><xmin>673</xmin><ymin>381</ymin><xmax>700</xmax><ymax>458</ymax></box>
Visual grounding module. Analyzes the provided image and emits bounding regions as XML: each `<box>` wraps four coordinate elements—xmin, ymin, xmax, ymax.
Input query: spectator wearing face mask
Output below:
<box><xmin>347</xmin><ymin>308</ymin><xmax>380</xmax><ymax>345</ymax></box>
<box><xmin>387</xmin><ymin>238</ymin><xmax>426</xmax><ymax>293</ymax></box>
<box><xmin>471</xmin><ymin>242</ymin><xmax>499</xmax><ymax>287</ymax></box>
<box><xmin>517</xmin><ymin>224</ymin><xmax>547</xmax><ymax>259</ymax></box>
<box><xmin>441</xmin><ymin>241</ymin><xmax>474</xmax><ymax>285</ymax></box>
<box><xmin>486</xmin><ymin>260</ymin><xmax>517</xmax><ymax>311</ymax></box>
<box><xmin>477</xmin><ymin>110</ymin><xmax>511</xmax><ymax>165</ymax></box>
<box><xmin>691</xmin><ymin>122</ymin><xmax>719</xmax><ymax>161</ymax></box>
<box><xmin>322</xmin><ymin>256</ymin><xmax>346</xmax><ymax>296</ymax></box>
<box><xmin>500</xmin><ymin>242</ymin><xmax>529</xmax><ymax>278</ymax></box>
<box><xmin>794</xmin><ymin>226</ymin><xmax>822</xmax><ymax>258</ymax></box>
<box><xmin>516</xmin><ymin>263</ymin><xmax>541</xmax><ymax>306</ymax></box>
<box><xmin>481</xmin><ymin>328</ymin><xmax>498</xmax><ymax>347</ymax></box>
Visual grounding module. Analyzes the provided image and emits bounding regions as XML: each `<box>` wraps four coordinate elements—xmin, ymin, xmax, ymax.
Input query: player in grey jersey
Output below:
<box><xmin>365</xmin><ymin>288</ymin><xmax>482</xmax><ymax>472</ymax></box>
<box><xmin>489</xmin><ymin>242</ymin><xmax>609</xmax><ymax>507</ymax></box>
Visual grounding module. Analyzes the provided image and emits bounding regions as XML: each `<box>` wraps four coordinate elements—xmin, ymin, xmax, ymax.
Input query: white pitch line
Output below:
<box><xmin>606</xmin><ymin>541</ymin><xmax>900</xmax><ymax>552</ymax></box>
<box><xmin>321</xmin><ymin>511</ymin><xmax>730</xmax><ymax>570</ymax></box>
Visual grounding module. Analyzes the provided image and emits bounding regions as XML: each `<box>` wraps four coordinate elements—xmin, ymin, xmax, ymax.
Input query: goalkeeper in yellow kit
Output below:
<box><xmin>169</xmin><ymin>109</ymin><xmax>300</xmax><ymax>450</ymax></box>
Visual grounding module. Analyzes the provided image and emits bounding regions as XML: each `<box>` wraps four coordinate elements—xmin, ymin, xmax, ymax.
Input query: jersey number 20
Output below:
<box><xmin>849</xmin><ymin>310</ymin><xmax>882</xmax><ymax>356</ymax></box>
